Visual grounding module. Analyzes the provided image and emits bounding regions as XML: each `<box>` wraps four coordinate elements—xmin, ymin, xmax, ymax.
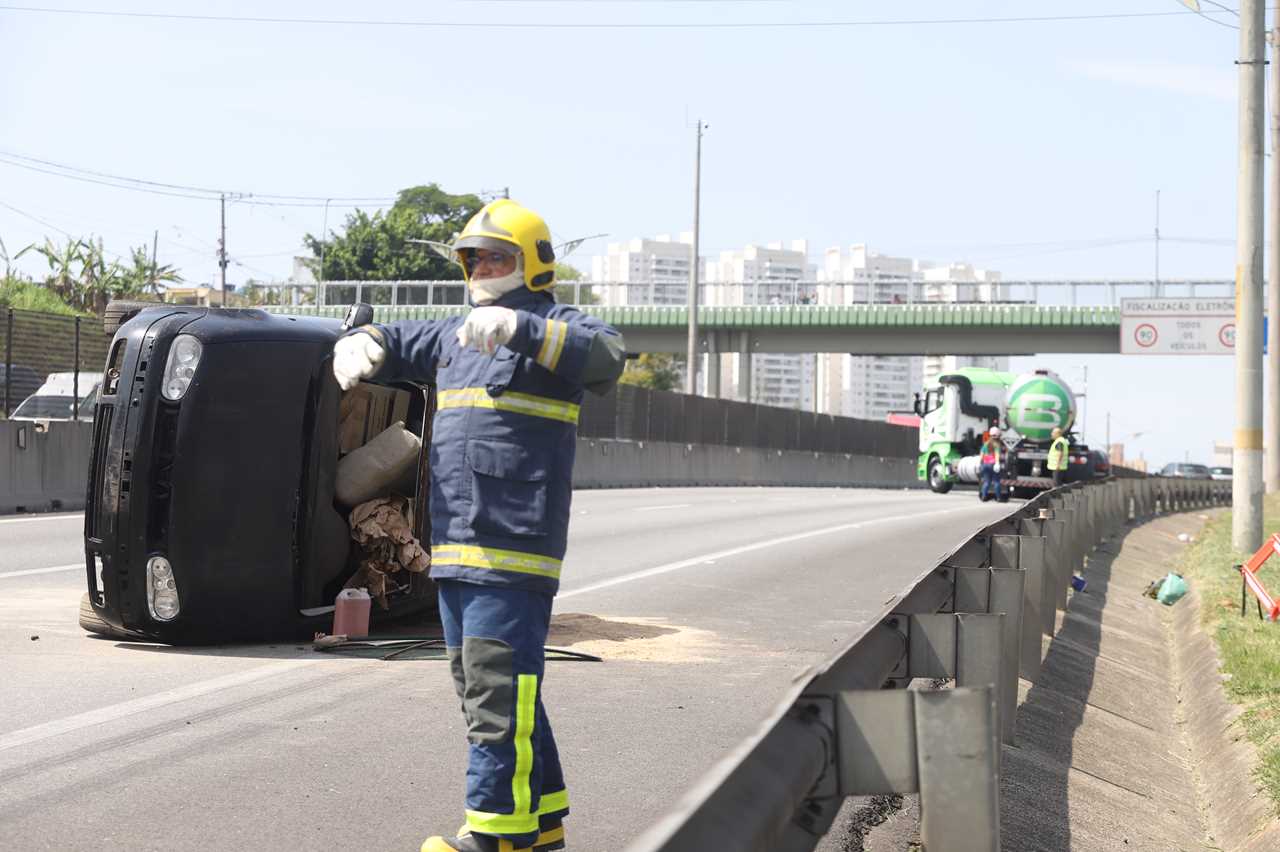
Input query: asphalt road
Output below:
<box><xmin>0</xmin><ymin>488</ymin><xmax>1011</xmax><ymax>852</ymax></box>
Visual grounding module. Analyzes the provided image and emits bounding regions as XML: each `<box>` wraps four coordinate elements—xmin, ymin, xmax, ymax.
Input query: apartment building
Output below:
<box><xmin>705</xmin><ymin>241</ymin><xmax>816</xmax><ymax>410</ymax></box>
<box><xmin>588</xmin><ymin>234</ymin><xmax>699</xmax><ymax>306</ymax></box>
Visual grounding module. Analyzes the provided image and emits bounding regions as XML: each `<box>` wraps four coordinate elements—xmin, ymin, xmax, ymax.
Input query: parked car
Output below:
<box><xmin>1157</xmin><ymin>462</ymin><xmax>1213</xmax><ymax>480</ymax></box>
<box><xmin>10</xmin><ymin>372</ymin><xmax>103</xmax><ymax>421</ymax></box>
<box><xmin>80</xmin><ymin>301</ymin><xmax>436</xmax><ymax>644</ymax></box>
<box><xmin>1209</xmin><ymin>466</ymin><xmax>1233</xmax><ymax>482</ymax></box>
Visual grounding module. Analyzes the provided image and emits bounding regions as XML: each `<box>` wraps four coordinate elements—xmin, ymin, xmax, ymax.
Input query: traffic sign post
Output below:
<box><xmin>1120</xmin><ymin>298</ymin><xmax>1237</xmax><ymax>355</ymax></box>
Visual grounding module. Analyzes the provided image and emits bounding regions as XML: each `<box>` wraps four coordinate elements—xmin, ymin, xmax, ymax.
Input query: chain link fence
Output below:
<box><xmin>1</xmin><ymin>307</ymin><xmax>109</xmax><ymax>419</ymax></box>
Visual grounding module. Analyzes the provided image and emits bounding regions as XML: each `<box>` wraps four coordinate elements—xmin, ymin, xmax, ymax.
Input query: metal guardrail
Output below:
<box><xmin>622</xmin><ymin>476</ymin><xmax>1230</xmax><ymax>852</ymax></box>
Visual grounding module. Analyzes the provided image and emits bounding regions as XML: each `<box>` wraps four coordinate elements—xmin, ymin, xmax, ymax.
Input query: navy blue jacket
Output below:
<box><xmin>372</xmin><ymin>288</ymin><xmax>625</xmax><ymax>595</ymax></box>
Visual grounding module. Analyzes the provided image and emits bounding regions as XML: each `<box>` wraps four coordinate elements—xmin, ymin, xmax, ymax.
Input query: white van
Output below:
<box><xmin>10</xmin><ymin>372</ymin><xmax>104</xmax><ymax>421</ymax></box>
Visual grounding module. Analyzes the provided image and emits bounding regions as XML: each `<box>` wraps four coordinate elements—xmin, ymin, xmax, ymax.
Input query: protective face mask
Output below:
<box><xmin>469</xmin><ymin>257</ymin><xmax>525</xmax><ymax>305</ymax></box>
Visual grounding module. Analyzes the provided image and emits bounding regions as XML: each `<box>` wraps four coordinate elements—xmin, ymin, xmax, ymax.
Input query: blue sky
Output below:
<box><xmin>0</xmin><ymin>1</ymin><xmax>1263</xmax><ymax>466</ymax></box>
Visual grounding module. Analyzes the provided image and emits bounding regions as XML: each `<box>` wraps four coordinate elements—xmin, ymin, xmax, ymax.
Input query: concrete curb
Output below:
<box><xmin>1172</xmin><ymin>566</ymin><xmax>1280</xmax><ymax>852</ymax></box>
<box><xmin>1001</xmin><ymin>512</ymin><xmax>1280</xmax><ymax>851</ymax></box>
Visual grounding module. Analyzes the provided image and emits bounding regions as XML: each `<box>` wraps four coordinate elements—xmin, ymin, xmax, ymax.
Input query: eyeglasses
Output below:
<box><xmin>464</xmin><ymin>249</ymin><xmax>515</xmax><ymax>273</ymax></box>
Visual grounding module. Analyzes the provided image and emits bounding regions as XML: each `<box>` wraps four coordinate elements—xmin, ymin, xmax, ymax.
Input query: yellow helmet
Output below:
<box><xmin>453</xmin><ymin>199</ymin><xmax>557</xmax><ymax>291</ymax></box>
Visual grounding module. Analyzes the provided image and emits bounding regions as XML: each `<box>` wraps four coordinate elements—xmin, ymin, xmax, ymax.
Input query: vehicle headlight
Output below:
<box><xmin>146</xmin><ymin>555</ymin><xmax>180</xmax><ymax>621</ymax></box>
<box><xmin>162</xmin><ymin>334</ymin><xmax>203</xmax><ymax>401</ymax></box>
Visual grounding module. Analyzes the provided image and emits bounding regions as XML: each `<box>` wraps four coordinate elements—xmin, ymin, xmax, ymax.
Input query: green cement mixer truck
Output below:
<box><xmin>913</xmin><ymin>367</ymin><xmax>1093</xmax><ymax>497</ymax></box>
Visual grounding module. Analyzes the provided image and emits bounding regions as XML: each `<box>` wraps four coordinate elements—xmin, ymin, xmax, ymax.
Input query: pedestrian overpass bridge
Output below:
<box><xmin>279</xmin><ymin>302</ymin><xmax>1124</xmax><ymax>355</ymax></box>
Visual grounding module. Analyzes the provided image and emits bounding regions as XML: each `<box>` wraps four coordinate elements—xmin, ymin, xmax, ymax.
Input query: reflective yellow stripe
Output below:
<box><xmin>537</xmin><ymin>789</ymin><xmax>569</xmax><ymax>815</ymax></box>
<box><xmin>547</xmin><ymin>320</ymin><xmax>568</xmax><ymax>371</ymax></box>
<box><xmin>513</xmin><ymin>674</ymin><xmax>537</xmax><ymax>816</ymax></box>
<box><xmin>437</xmin><ymin>387</ymin><xmax>579</xmax><ymax>424</ymax></box>
<box><xmin>535</xmin><ymin>825</ymin><xmax>565</xmax><ymax>846</ymax></box>
<box><xmin>462</xmin><ymin>673</ymin><xmax>539</xmax><ymax>839</ymax></box>
<box><xmin>431</xmin><ymin>544</ymin><xmax>562</xmax><ymax>580</ymax></box>
<box><xmin>535</xmin><ymin>320</ymin><xmax>568</xmax><ymax>371</ymax></box>
<box><xmin>464</xmin><ymin>809</ymin><xmax>538</xmax><ymax>836</ymax></box>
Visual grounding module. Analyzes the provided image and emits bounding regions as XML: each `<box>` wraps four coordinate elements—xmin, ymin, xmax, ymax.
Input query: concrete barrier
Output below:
<box><xmin>572</xmin><ymin>439</ymin><xmax>921</xmax><ymax>490</ymax></box>
<box><xmin>0</xmin><ymin>420</ymin><xmax>92</xmax><ymax>514</ymax></box>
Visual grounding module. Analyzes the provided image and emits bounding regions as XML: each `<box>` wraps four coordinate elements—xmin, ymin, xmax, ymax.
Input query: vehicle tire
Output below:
<box><xmin>78</xmin><ymin>592</ymin><xmax>138</xmax><ymax>640</ymax></box>
<box><xmin>927</xmin><ymin>456</ymin><xmax>953</xmax><ymax>494</ymax></box>
<box><xmin>103</xmin><ymin>299</ymin><xmax>162</xmax><ymax>335</ymax></box>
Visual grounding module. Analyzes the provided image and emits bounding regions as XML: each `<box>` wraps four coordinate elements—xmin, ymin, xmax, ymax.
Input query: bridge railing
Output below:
<box><xmin>620</xmin><ymin>476</ymin><xmax>1230</xmax><ymax>852</ymax></box>
<box><xmin>234</xmin><ymin>278</ymin><xmax>1235</xmax><ymax>310</ymax></box>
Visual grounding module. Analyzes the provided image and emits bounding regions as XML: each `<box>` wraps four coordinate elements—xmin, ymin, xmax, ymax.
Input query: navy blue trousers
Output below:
<box><xmin>979</xmin><ymin>462</ymin><xmax>1002</xmax><ymax>501</ymax></box>
<box><xmin>438</xmin><ymin>580</ymin><xmax>568</xmax><ymax>845</ymax></box>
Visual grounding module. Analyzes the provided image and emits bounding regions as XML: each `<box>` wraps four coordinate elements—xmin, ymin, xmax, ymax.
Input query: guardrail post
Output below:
<box><xmin>1019</xmin><ymin>516</ymin><xmax>1059</xmax><ymax>637</ymax></box>
<box><xmin>993</xmin><ymin>534</ymin><xmax>1045</xmax><ymax>682</ymax></box>
<box><xmin>952</xmin><ymin>561</ymin><xmax>1024</xmax><ymax>745</ymax></box>
<box><xmin>834</xmin><ymin>687</ymin><xmax>1001</xmax><ymax>852</ymax></box>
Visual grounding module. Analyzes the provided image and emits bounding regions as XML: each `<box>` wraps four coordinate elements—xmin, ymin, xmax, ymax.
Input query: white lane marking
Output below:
<box><xmin>0</xmin><ymin>513</ymin><xmax>83</xmax><ymax>525</ymax></box>
<box><xmin>0</xmin><ymin>659</ymin><xmax>320</xmax><ymax>754</ymax></box>
<box><xmin>0</xmin><ymin>563</ymin><xmax>82</xmax><ymax>580</ymax></box>
<box><xmin>634</xmin><ymin>503</ymin><xmax>693</xmax><ymax>512</ymax></box>
<box><xmin>558</xmin><ymin>504</ymin><xmax>994</xmax><ymax>600</ymax></box>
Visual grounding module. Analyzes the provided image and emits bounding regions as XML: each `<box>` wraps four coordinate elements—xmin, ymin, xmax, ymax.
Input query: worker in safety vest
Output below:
<box><xmin>332</xmin><ymin>199</ymin><xmax>626</xmax><ymax>852</ymax></box>
<box><xmin>1048</xmin><ymin>427</ymin><xmax>1070</xmax><ymax>487</ymax></box>
<box><xmin>979</xmin><ymin>427</ymin><xmax>1004</xmax><ymax>502</ymax></box>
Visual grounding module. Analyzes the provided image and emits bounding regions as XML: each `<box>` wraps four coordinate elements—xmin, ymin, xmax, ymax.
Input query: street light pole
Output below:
<box><xmin>1267</xmin><ymin>27</ymin><xmax>1280</xmax><ymax>494</ymax></box>
<box><xmin>685</xmin><ymin>119</ymin><xmax>705</xmax><ymax>396</ymax></box>
<box><xmin>1235</xmin><ymin>0</ymin><xmax>1266</xmax><ymax>551</ymax></box>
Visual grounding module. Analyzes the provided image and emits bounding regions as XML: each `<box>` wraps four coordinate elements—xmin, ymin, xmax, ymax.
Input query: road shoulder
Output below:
<box><xmin>1002</xmin><ymin>511</ymin><xmax>1280</xmax><ymax>852</ymax></box>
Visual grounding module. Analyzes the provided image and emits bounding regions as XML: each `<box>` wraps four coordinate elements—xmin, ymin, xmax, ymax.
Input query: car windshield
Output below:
<box><xmin>1181</xmin><ymin>464</ymin><xmax>1211</xmax><ymax>476</ymax></box>
<box><xmin>12</xmin><ymin>395</ymin><xmax>80</xmax><ymax>419</ymax></box>
<box><xmin>1210</xmin><ymin>467</ymin><xmax>1232</xmax><ymax>475</ymax></box>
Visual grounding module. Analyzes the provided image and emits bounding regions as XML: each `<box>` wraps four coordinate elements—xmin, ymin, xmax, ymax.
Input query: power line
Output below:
<box><xmin>0</xmin><ymin>198</ymin><xmax>130</xmax><ymax>261</ymax></box>
<box><xmin>0</xmin><ymin>149</ymin><xmax>397</xmax><ymax>206</ymax></box>
<box><xmin>0</xmin><ymin>5</ymin><xmax>1242</xmax><ymax>29</ymax></box>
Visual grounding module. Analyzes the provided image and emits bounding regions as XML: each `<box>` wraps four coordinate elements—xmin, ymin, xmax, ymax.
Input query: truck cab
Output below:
<box><xmin>81</xmin><ymin>302</ymin><xmax>436</xmax><ymax>644</ymax></box>
<box><xmin>915</xmin><ymin>369</ymin><xmax>1011</xmax><ymax>493</ymax></box>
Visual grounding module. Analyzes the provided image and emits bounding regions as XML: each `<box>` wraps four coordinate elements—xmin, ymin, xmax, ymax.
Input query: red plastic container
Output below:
<box><xmin>333</xmin><ymin>588</ymin><xmax>371</xmax><ymax>638</ymax></box>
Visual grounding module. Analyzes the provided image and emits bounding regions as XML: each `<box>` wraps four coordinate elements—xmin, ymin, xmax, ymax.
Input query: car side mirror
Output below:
<box><xmin>341</xmin><ymin>302</ymin><xmax>374</xmax><ymax>332</ymax></box>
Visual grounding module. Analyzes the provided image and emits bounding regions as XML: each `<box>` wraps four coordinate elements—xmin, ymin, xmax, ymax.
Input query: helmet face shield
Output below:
<box><xmin>455</xmin><ymin>236</ymin><xmax>521</xmax><ymax>281</ymax></box>
<box><xmin>451</xmin><ymin>199</ymin><xmax>557</xmax><ymax>290</ymax></box>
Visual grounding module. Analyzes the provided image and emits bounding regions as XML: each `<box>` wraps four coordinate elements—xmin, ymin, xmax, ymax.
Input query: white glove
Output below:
<box><xmin>457</xmin><ymin>306</ymin><xmax>518</xmax><ymax>355</ymax></box>
<box><xmin>333</xmin><ymin>331</ymin><xmax>386</xmax><ymax>391</ymax></box>
<box><xmin>994</xmin><ymin>462</ymin><xmax>1002</xmax><ymax>473</ymax></box>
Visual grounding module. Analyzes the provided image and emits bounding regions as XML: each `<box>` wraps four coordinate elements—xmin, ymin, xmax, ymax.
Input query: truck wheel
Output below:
<box><xmin>928</xmin><ymin>456</ymin><xmax>953</xmax><ymax>494</ymax></box>
<box><xmin>103</xmin><ymin>299</ymin><xmax>162</xmax><ymax>335</ymax></box>
<box><xmin>78</xmin><ymin>592</ymin><xmax>138</xmax><ymax>640</ymax></box>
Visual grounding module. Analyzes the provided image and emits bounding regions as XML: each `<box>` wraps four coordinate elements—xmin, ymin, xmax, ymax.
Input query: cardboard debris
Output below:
<box><xmin>339</xmin><ymin>383</ymin><xmax>411</xmax><ymax>454</ymax></box>
<box><xmin>347</xmin><ymin>495</ymin><xmax>430</xmax><ymax>608</ymax></box>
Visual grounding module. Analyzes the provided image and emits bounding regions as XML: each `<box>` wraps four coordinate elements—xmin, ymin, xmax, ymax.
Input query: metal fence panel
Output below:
<box><xmin>1</xmin><ymin>308</ymin><xmax>109</xmax><ymax>419</ymax></box>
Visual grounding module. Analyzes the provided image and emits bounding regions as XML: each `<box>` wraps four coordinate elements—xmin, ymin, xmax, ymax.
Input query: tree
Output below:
<box><xmin>303</xmin><ymin>184</ymin><xmax>484</xmax><ymax>281</ymax></box>
<box><xmin>619</xmin><ymin>353</ymin><xmax>683</xmax><ymax>392</ymax></box>
<box><xmin>14</xmin><ymin>236</ymin><xmax>180</xmax><ymax>315</ymax></box>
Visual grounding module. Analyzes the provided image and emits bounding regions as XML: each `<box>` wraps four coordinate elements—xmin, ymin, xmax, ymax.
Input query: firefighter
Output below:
<box><xmin>1048</xmin><ymin>427</ymin><xmax>1070</xmax><ymax>487</ymax></box>
<box><xmin>332</xmin><ymin>199</ymin><xmax>626</xmax><ymax>852</ymax></box>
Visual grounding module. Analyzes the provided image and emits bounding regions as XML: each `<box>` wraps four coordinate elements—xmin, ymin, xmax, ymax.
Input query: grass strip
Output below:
<box><xmin>1176</xmin><ymin>494</ymin><xmax>1280</xmax><ymax>812</ymax></box>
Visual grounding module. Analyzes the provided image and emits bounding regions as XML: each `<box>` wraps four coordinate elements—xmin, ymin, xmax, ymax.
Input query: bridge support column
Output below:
<box><xmin>737</xmin><ymin>332</ymin><xmax>753</xmax><ymax>403</ymax></box>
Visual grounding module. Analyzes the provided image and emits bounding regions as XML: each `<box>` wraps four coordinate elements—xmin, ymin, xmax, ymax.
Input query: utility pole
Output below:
<box><xmin>218</xmin><ymin>193</ymin><xmax>229</xmax><ymax>308</ymax></box>
<box><xmin>1235</xmin><ymin>0</ymin><xmax>1266</xmax><ymax>551</ymax></box>
<box><xmin>1154</xmin><ymin>190</ymin><xmax>1161</xmax><ymax>297</ymax></box>
<box><xmin>319</xmin><ymin>199</ymin><xmax>330</xmax><ymax>306</ymax></box>
<box><xmin>685</xmin><ymin>120</ymin><xmax>705</xmax><ymax>396</ymax></box>
<box><xmin>150</xmin><ymin>229</ymin><xmax>158</xmax><ymax>296</ymax></box>
<box><xmin>1268</xmin><ymin>27</ymin><xmax>1280</xmax><ymax>494</ymax></box>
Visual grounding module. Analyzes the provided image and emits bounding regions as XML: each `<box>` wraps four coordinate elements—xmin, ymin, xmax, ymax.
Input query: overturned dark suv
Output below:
<box><xmin>81</xmin><ymin>301</ymin><xmax>436</xmax><ymax>644</ymax></box>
